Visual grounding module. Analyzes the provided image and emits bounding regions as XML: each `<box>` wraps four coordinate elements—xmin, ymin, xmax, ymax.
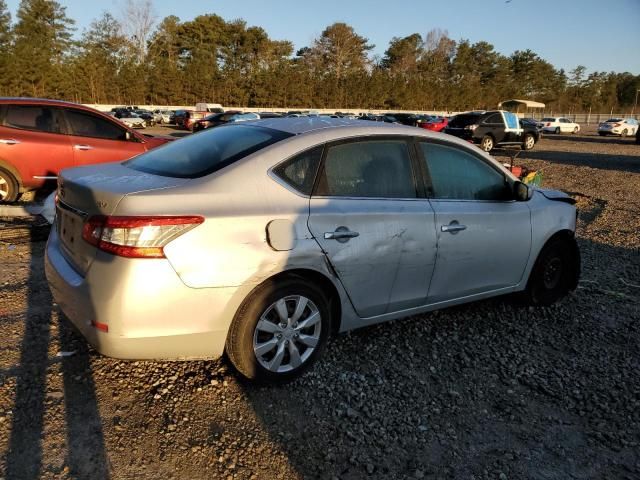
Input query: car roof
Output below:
<box><xmin>240</xmin><ymin>117</ymin><xmax>499</xmax><ymax>153</ymax></box>
<box><xmin>246</xmin><ymin>116</ymin><xmax>407</xmax><ymax>135</ymax></box>
<box><xmin>0</xmin><ymin>97</ymin><xmax>88</xmax><ymax>108</ymax></box>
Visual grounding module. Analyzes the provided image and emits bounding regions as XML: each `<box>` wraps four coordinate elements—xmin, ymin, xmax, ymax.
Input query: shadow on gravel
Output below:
<box><xmin>546</xmin><ymin>134</ymin><xmax>638</xmax><ymax>146</ymax></box>
<box><xmin>520</xmin><ymin>150</ymin><xmax>640</xmax><ymax>173</ymax></box>
<box><xmin>239</xmin><ymin>237</ymin><xmax>640</xmax><ymax>479</ymax></box>
<box><xmin>4</xmin><ymin>227</ymin><xmax>110</xmax><ymax>479</ymax></box>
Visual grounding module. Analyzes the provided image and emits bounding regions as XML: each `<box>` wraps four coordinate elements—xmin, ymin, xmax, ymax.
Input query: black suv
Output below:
<box><xmin>444</xmin><ymin>110</ymin><xmax>539</xmax><ymax>152</ymax></box>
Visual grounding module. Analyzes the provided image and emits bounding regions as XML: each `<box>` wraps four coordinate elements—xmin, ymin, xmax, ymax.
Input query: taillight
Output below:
<box><xmin>546</xmin><ymin>122</ymin><xmax>551</xmax><ymax>127</ymax></box>
<box><xmin>464</xmin><ymin>124</ymin><xmax>478</xmax><ymax>131</ymax></box>
<box><xmin>82</xmin><ymin>215</ymin><xmax>204</xmax><ymax>258</ymax></box>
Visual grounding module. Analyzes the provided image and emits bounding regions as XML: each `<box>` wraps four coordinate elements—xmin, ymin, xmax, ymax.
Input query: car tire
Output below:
<box><xmin>0</xmin><ymin>168</ymin><xmax>19</xmax><ymax>203</ymax></box>
<box><xmin>521</xmin><ymin>236</ymin><xmax>580</xmax><ymax>306</ymax></box>
<box><xmin>621</xmin><ymin>129</ymin><xmax>628</xmax><ymax>138</ymax></box>
<box><xmin>480</xmin><ymin>135</ymin><xmax>494</xmax><ymax>152</ymax></box>
<box><xmin>598</xmin><ymin>132</ymin><xmax>606</xmax><ymax>136</ymax></box>
<box><xmin>573</xmin><ymin>126</ymin><xmax>579</xmax><ymax>134</ymax></box>
<box><xmin>225</xmin><ymin>277</ymin><xmax>331</xmax><ymax>383</ymax></box>
<box><xmin>521</xmin><ymin>133</ymin><xmax>536</xmax><ymax>150</ymax></box>
<box><xmin>555</xmin><ymin>127</ymin><xmax>560</xmax><ymax>134</ymax></box>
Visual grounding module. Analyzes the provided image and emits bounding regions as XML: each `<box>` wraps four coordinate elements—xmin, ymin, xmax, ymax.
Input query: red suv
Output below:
<box><xmin>0</xmin><ymin>98</ymin><xmax>172</xmax><ymax>202</ymax></box>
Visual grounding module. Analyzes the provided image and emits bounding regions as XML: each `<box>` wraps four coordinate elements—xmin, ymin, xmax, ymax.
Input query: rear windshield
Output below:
<box><xmin>448</xmin><ymin>114</ymin><xmax>482</xmax><ymax>128</ymax></box>
<box><xmin>125</xmin><ymin>124</ymin><xmax>293</xmax><ymax>178</ymax></box>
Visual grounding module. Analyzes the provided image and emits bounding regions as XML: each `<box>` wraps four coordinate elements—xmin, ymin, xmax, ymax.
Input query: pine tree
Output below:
<box><xmin>11</xmin><ymin>0</ymin><xmax>74</xmax><ymax>97</ymax></box>
<box><xmin>0</xmin><ymin>0</ymin><xmax>11</xmax><ymax>94</ymax></box>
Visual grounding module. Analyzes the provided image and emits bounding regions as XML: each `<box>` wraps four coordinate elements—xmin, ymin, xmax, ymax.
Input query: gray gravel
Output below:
<box><xmin>0</xmin><ymin>130</ymin><xmax>639</xmax><ymax>479</ymax></box>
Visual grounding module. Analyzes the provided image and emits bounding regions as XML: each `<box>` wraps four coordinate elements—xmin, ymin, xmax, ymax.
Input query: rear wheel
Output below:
<box><xmin>573</xmin><ymin>126</ymin><xmax>579</xmax><ymax>134</ymax></box>
<box><xmin>621</xmin><ymin>128</ymin><xmax>628</xmax><ymax>137</ymax></box>
<box><xmin>521</xmin><ymin>133</ymin><xmax>535</xmax><ymax>150</ymax></box>
<box><xmin>226</xmin><ymin>277</ymin><xmax>331</xmax><ymax>383</ymax></box>
<box><xmin>555</xmin><ymin>127</ymin><xmax>560</xmax><ymax>134</ymax></box>
<box><xmin>522</xmin><ymin>236</ymin><xmax>580</xmax><ymax>306</ymax></box>
<box><xmin>0</xmin><ymin>168</ymin><xmax>19</xmax><ymax>203</ymax></box>
<box><xmin>480</xmin><ymin>135</ymin><xmax>494</xmax><ymax>152</ymax></box>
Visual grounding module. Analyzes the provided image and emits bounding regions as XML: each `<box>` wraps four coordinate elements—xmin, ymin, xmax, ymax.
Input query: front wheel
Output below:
<box><xmin>480</xmin><ymin>135</ymin><xmax>494</xmax><ymax>152</ymax></box>
<box><xmin>0</xmin><ymin>168</ymin><xmax>19</xmax><ymax>203</ymax></box>
<box><xmin>226</xmin><ymin>278</ymin><xmax>331</xmax><ymax>383</ymax></box>
<box><xmin>621</xmin><ymin>129</ymin><xmax>628</xmax><ymax>137</ymax></box>
<box><xmin>573</xmin><ymin>126</ymin><xmax>579</xmax><ymax>134</ymax></box>
<box><xmin>521</xmin><ymin>236</ymin><xmax>580</xmax><ymax>306</ymax></box>
<box><xmin>521</xmin><ymin>133</ymin><xmax>536</xmax><ymax>150</ymax></box>
<box><xmin>555</xmin><ymin>127</ymin><xmax>560</xmax><ymax>134</ymax></box>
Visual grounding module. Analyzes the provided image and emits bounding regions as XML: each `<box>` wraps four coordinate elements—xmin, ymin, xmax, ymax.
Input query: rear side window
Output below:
<box><xmin>272</xmin><ymin>146</ymin><xmax>323</xmax><ymax>195</ymax></box>
<box><xmin>66</xmin><ymin>109</ymin><xmax>127</xmax><ymax>140</ymax></box>
<box><xmin>448</xmin><ymin>114</ymin><xmax>482</xmax><ymax>128</ymax></box>
<box><xmin>314</xmin><ymin>140</ymin><xmax>416</xmax><ymax>198</ymax></box>
<box><xmin>4</xmin><ymin>105</ymin><xmax>62</xmax><ymax>134</ymax></box>
<box><xmin>420</xmin><ymin>142</ymin><xmax>509</xmax><ymax>201</ymax></box>
<box><xmin>126</xmin><ymin>125</ymin><xmax>293</xmax><ymax>178</ymax></box>
<box><xmin>483</xmin><ymin>113</ymin><xmax>503</xmax><ymax>124</ymax></box>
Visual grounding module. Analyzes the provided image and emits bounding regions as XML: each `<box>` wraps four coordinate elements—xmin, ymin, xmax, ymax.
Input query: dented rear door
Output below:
<box><xmin>307</xmin><ymin>137</ymin><xmax>437</xmax><ymax>318</ymax></box>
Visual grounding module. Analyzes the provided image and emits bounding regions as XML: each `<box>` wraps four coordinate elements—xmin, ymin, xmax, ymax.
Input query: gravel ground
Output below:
<box><xmin>0</xmin><ymin>129</ymin><xmax>639</xmax><ymax>479</ymax></box>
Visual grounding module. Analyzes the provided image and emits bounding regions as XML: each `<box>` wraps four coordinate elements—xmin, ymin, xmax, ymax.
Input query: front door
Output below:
<box><xmin>418</xmin><ymin>140</ymin><xmax>532</xmax><ymax>302</ymax></box>
<box><xmin>308</xmin><ymin>138</ymin><xmax>438</xmax><ymax>318</ymax></box>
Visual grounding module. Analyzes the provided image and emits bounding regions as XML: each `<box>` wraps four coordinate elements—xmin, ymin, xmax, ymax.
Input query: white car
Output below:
<box><xmin>597</xmin><ymin>118</ymin><xmax>639</xmax><ymax>137</ymax></box>
<box><xmin>153</xmin><ymin>109</ymin><xmax>173</xmax><ymax>124</ymax></box>
<box><xmin>537</xmin><ymin>117</ymin><xmax>580</xmax><ymax>134</ymax></box>
<box><xmin>116</xmin><ymin>114</ymin><xmax>146</xmax><ymax>129</ymax></box>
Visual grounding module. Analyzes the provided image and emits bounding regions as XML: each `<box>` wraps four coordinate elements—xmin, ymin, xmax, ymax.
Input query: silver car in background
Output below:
<box><xmin>45</xmin><ymin>118</ymin><xmax>580</xmax><ymax>383</ymax></box>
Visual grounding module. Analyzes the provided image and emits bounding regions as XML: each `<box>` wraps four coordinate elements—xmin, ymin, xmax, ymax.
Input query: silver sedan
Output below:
<box><xmin>45</xmin><ymin>118</ymin><xmax>580</xmax><ymax>383</ymax></box>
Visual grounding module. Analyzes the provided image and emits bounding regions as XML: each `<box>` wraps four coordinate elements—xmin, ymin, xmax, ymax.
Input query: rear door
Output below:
<box><xmin>418</xmin><ymin>140</ymin><xmax>532</xmax><ymax>303</ymax></box>
<box><xmin>62</xmin><ymin>107</ymin><xmax>147</xmax><ymax>167</ymax></box>
<box><xmin>308</xmin><ymin>137</ymin><xmax>438</xmax><ymax>318</ymax></box>
<box><xmin>0</xmin><ymin>104</ymin><xmax>72</xmax><ymax>188</ymax></box>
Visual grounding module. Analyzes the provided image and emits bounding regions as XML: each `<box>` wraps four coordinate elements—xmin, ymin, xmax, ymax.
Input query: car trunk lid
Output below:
<box><xmin>56</xmin><ymin>163</ymin><xmax>189</xmax><ymax>275</ymax></box>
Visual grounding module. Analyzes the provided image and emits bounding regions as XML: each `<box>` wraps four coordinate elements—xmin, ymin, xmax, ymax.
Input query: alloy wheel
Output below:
<box><xmin>0</xmin><ymin>176</ymin><xmax>8</xmax><ymax>201</ymax></box>
<box><xmin>253</xmin><ymin>295</ymin><xmax>322</xmax><ymax>373</ymax></box>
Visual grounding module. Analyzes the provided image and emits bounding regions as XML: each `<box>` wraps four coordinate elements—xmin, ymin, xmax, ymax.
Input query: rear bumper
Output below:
<box><xmin>45</xmin><ymin>228</ymin><xmax>248</xmax><ymax>360</ymax></box>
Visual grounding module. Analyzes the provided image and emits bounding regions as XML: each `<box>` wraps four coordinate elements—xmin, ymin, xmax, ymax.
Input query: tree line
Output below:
<box><xmin>1</xmin><ymin>0</ymin><xmax>638</xmax><ymax>113</ymax></box>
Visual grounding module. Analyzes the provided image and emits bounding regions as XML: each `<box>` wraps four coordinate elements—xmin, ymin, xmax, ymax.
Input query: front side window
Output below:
<box><xmin>273</xmin><ymin>146</ymin><xmax>323</xmax><ymax>195</ymax></box>
<box><xmin>420</xmin><ymin>142</ymin><xmax>510</xmax><ymax>201</ymax></box>
<box><xmin>66</xmin><ymin>109</ymin><xmax>128</xmax><ymax>140</ymax></box>
<box><xmin>126</xmin><ymin>124</ymin><xmax>293</xmax><ymax>178</ymax></box>
<box><xmin>314</xmin><ymin>140</ymin><xmax>416</xmax><ymax>198</ymax></box>
<box><xmin>4</xmin><ymin>105</ymin><xmax>62</xmax><ymax>134</ymax></box>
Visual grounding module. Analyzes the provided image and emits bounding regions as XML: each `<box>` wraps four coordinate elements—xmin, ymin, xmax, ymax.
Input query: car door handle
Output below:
<box><xmin>441</xmin><ymin>223</ymin><xmax>467</xmax><ymax>233</ymax></box>
<box><xmin>74</xmin><ymin>144</ymin><xmax>94</xmax><ymax>151</ymax></box>
<box><xmin>0</xmin><ymin>138</ymin><xmax>20</xmax><ymax>145</ymax></box>
<box><xmin>324</xmin><ymin>229</ymin><xmax>359</xmax><ymax>241</ymax></box>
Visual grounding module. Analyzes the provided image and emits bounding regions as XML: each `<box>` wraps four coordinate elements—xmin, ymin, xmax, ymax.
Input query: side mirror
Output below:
<box><xmin>514</xmin><ymin>181</ymin><xmax>532</xmax><ymax>201</ymax></box>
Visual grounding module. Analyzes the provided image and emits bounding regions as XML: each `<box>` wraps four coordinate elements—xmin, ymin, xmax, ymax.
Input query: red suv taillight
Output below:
<box><xmin>82</xmin><ymin>215</ymin><xmax>204</xmax><ymax>258</ymax></box>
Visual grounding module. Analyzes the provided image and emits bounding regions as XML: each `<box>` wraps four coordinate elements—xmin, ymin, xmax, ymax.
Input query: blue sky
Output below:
<box><xmin>5</xmin><ymin>0</ymin><xmax>640</xmax><ymax>74</ymax></box>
